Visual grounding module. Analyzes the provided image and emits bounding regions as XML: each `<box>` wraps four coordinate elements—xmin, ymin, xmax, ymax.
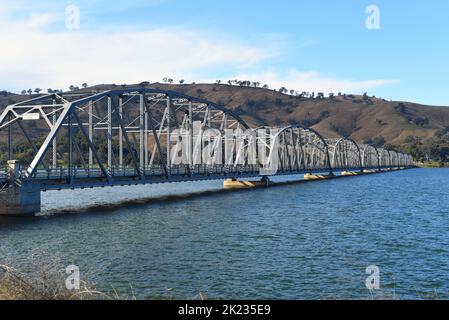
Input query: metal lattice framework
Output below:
<box><xmin>0</xmin><ymin>88</ymin><xmax>414</xmax><ymax>191</ymax></box>
<box><xmin>379</xmin><ymin>148</ymin><xmax>392</xmax><ymax>168</ymax></box>
<box><xmin>361</xmin><ymin>144</ymin><xmax>380</xmax><ymax>169</ymax></box>
<box><xmin>326</xmin><ymin>138</ymin><xmax>363</xmax><ymax>170</ymax></box>
<box><xmin>256</xmin><ymin>126</ymin><xmax>332</xmax><ymax>175</ymax></box>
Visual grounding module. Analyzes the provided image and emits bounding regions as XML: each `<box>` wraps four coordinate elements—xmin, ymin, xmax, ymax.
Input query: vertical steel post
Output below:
<box><xmin>139</xmin><ymin>94</ymin><xmax>145</xmax><ymax>173</ymax></box>
<box><xmin>88</xmin><ymin>100</ymin><xmax>93</xmax><ymax>168</ymax></box>
<box><xmin>52</xmin><ymin>99</ymin><xmax>57</xmax><ymax>168</ymax></box>
<box><xmin>107</xmin><ymin>96</ymin><xmax>113</xmax><ymax>171</ymax></box>
<box><xmin>166</xmin><ymin>95</ymin><xmax>171</xmax><ymax>176</ymax></box>
<box><xmin>119</xmin><ymin>97</ymin><xmax>123</xmax><ymax>168</ymax></box>
<box><xmin>189</xmin><ymin>101</ymin><xmax>193</xmax><ymax>168</ymax></box>
<box><xmin>298</xmin><ymin>129</ymin><xmax>306</xmax><ymax>171</ymax></box>
<box><xmin>7</xmin><ymin>113</ymin><xmax>12</xmax><ymax>161</ymax></box>
<box><xmin>144</xmin><ymin>104</ymin><xmax>149</xmax><ymax>168</ymax></box>
<box><xmin>68</xmin><ymin>113</ymin><xmax>73</xmax><ymax>183</ymax></box>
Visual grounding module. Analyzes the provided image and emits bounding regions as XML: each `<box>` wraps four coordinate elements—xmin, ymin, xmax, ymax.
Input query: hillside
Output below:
<box><xmin>146</xmin><ymin>83</ymin><xmax>449</xmax><ymax>146</ymax></box>
<box><xmin>1</xmin><ymin>83</ymin><xmax>449</xmax><ymax>149</ymax></box>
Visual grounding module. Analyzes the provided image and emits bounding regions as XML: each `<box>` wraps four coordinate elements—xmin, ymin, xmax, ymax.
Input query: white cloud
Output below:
<box><xmin>0</xmin><ymin>8</ymin><xmax>271</xmax><ymax>91</ymax></box>
<box><xmin>226</xmin><ymin>69</ymin><xmax>399</xmax><ymax>94</ymax></box>
<box><xmin>0</xmin><ymin>2</ymin><xmax>399</xmax><ymax>96</ymax></box>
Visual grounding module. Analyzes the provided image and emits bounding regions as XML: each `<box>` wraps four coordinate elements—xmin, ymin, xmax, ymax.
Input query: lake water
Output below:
<box><xmin>0</xmin><ymin>169</ymin><xmax>448</xmax><ymax>299</ymax></box>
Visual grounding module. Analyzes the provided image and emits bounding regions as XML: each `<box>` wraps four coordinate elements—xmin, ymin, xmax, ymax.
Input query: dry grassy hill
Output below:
<box><xmin>1</xmin><ymin>83</ymin><xmax>449</xmax><ymax>148</ymax></box>
<box><xmin>134</xmin><ymin>83</ymin><xmax>449</xmax><ymax>146</ymax></box>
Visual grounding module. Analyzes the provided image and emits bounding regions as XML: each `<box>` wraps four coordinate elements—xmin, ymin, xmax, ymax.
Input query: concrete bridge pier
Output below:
<box><xmin>0</xmin><ymin>161</ymin><xmax>41</xmax><ymax>216</ymax></box>
<box><xmin>223</xmin><ymin>176</ymin><xmax>271</xmax><ymax>189</ymax></box>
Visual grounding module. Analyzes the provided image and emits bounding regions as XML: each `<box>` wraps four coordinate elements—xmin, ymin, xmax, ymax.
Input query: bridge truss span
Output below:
<box><xmin>264</xmin><ymin>126</ymin><xmax>332</xmax><ymax>174</ymax></box>
<box><xmin>0</xmin><ymin>87</ymin><xmax>415</xmax><ymax>215</ymax></box>
<box><xmin>0</xmin><ymin>88</ymin><xmax>254</xmax><ymax>186</ymax></box>
<box><xmin>360</xmin><ymin>144</ymin><xmax>380</xmax><ymax>170</ymax></box>
<box><xmin>326</xmin><ymin>138</ymin><xmax>363</xmax><ymax>171</ymax></box>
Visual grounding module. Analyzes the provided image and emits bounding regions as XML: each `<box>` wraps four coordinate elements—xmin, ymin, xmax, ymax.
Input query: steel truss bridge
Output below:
<box><xmin>0</xmin><ymin>88</ymin><xmax>413</xmax><ymax>215</ymax></box>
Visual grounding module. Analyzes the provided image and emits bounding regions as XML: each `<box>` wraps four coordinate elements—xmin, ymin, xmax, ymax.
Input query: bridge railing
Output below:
<box><xmin>23</xmin><ymin>164</ymin><xmax>406</xmax><ymax>181</ymax></box>
<box><xmin>0</xmin><ymin>166</ymin><xmax>6</xmax><ymax>180</ymax></box>
<box><xmin>26</xmin><ymin>164</ymin><xmax>264</xmax><ymax>180</ymax></box>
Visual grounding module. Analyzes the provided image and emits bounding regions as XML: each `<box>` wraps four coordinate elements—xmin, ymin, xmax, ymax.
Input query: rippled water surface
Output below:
<box><xmin>1</xmin><ymin>169</ymin><xmax>448</xmax><ymax>299</ymax></box>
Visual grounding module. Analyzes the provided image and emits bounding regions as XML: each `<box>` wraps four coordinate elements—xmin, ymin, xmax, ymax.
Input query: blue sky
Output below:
<box><xmin>0</xmin><ymin>0</ymin><xmax>448</xmax><ymax>105</ymax></box>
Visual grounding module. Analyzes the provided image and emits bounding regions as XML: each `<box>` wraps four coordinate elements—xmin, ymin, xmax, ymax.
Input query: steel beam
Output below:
<box><xmin>88</xmin><ymin>100</ymin><xmax>93</xmax><ymax>167</ymax></box>
<box><xmin>52</xmin><ymin>98</ymin><xmax>57</xmax><ymax>168</ymax></box>
<box><xmin>107</xmin><ymin>96</ymin><xmax>113</xmax><ymax>171</ymax></box>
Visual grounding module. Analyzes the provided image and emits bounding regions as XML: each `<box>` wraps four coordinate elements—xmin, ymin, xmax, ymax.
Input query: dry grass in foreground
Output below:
<box><xmin>1</xmin><ymin>264</ymin><xmax>444</xmax><ymax>300</ymax></box>
<box><xmin>0</xmin><ymin>264</ymin><xmax>128</xmax><ymax>300</ymax></box>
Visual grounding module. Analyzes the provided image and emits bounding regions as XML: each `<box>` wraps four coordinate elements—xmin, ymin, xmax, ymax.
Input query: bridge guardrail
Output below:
<box><xmin>0</xmin><ymin>166</ymin><xmax>7</xmax><ymax>181</ymax></box>
<box><xmin>26</xmin><ymin>164</ymin><xmax>263</xmax><ymax>180</ymax></box>
<box><xmin>23</xmin><ymin>164</ymin><xmax>404</xmax><ymax>181</ymax></box>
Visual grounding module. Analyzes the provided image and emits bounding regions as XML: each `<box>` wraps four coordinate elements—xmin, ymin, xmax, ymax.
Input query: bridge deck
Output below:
<box><xmin>1</xmin><ymin>165</ymin><xmax>395</xmax><ymax>191</ymax></box>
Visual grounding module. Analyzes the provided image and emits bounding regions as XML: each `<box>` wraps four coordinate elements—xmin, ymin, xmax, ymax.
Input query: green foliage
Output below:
<box><xmin>397</xmin><ymin>137</ymin><xmax>449</xmax><ymax>163</ymax></box>
<box><xmin>362</xmin><ymin>137</ymin><xmax>373</xmax><ymax>145</ymax></box>
<box><xmin>372</xmin><ymin>136</ymin><xmax>386</xmax><ymax>147</ymax></box>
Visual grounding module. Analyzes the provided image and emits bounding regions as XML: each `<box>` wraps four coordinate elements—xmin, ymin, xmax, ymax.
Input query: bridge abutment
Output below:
<box><xmin>0</xmin><ymin>161</ymin><xmax>41</xmax><ymax>216</ymax></box>
<box><xmin>0</xmin><ymin>182</ymin><xmax>41</xmax><ymax>216</ymax></box>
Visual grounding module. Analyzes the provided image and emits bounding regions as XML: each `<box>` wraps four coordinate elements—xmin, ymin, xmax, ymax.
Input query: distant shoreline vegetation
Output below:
<box><xmin>416</xmin><ymin>161</ymin><xmax>449</xmax><ymax>168</ymax></box>
<box><xmin>386</xmin><ymin>136</ymin><xmax>449</xmax><ymax>167</ymax></box>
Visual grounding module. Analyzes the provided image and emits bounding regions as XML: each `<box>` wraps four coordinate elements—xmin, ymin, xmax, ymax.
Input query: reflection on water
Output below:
<box><xmin>0</xmin><ymin>169</ymin><xmax>448</xmax><ymax>299</ymax></box>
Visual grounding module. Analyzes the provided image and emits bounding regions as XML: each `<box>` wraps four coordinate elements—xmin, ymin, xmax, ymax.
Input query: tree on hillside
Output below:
<box><xmin>279</xmin><ymin>87</ymin><xmax>288</xmax><ymax>94</ymax></box>
<box><xmin>395</xmin><ymin>102</ymin><xmax>406</xmax><ymax>114</ymax></box>
<box><xmin>82</xmin><ymin>83</ymin><xmax>88</xmax><ymax>89</ymax></box>
<box><xmin>216</xmin><ymin>80</ymin><xmax>222</xmax><ymax>85</ymax></box>
<box><xmin>329</xmin><ymin>93</ymin><xmax>335</xmax><ymax>100</ymax></box>
<box><xmin>69</xmin><ymin>85</ymin><xmax>75</xmax><ymax>91</ymax></box>
<box><xmin>372</xmin><ymin>136</ymin><xmax>386</xmax><ymax>147</ymax></box>
<box><xmin>21</xmin><ymin>90</ymin><xmax>27</xmax><ymax>95</ymax></box>
<box><xmin>362</xmin><ymin>137</ymin><xmax>373</xmax><ymax>145</ymax></box>
<box><xmin>227</xmin><ymin>80</ymin><xmax>233</xmax><ymax>85</ymax></box>
<box><xmin>290</xmin><ymin>90</ymin><xmax>295</xmax><ymax>95</ymax></box>
<box><xmin>140</xmin><ymin>81</ymin><xmax>150</xmax><ymax>87</ymax></box>
<box><xmin>179</xmin><ymin>80</ymin><xmax>185</xmax><ymax>84</ymax></box>
<box><xmin>27</xmin><ymin>89</ymin><xmax>33</xmax><ymax>95</ymax></box>
<box><xmin>34</xmin><ymin>88</ymin><xmax>42</xmax><ymax>94</ymax></box>
<box><xmin>263</xmin><ymin>84</ymin><xmax>269</xmax><ymax>89</ymax></box>
<box><xmin>47</xmin><ymin>88</ymin><xmax>54</xmax><ymax>93</ymax></box>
